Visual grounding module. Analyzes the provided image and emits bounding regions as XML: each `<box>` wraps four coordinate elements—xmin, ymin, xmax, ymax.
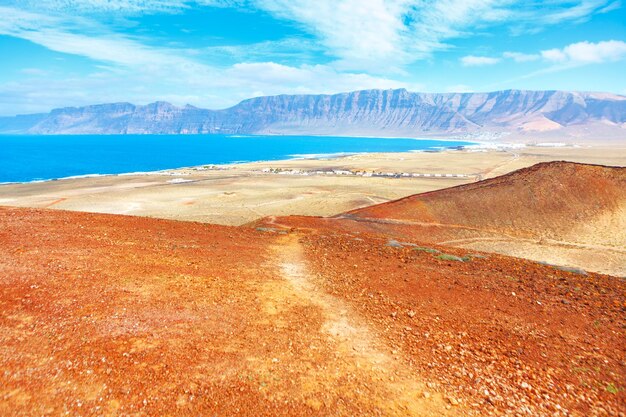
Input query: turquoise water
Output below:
<box><xmin>0</xmin><ymin>134</ymin><xmax>473</xmax><ymax>183</ymax></box>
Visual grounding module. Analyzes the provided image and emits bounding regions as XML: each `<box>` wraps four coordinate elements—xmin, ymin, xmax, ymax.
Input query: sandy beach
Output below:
<box><xmin>1</xmin><ymin>143</ymin><xmax>625</xmax><ymax>226</ymax></box>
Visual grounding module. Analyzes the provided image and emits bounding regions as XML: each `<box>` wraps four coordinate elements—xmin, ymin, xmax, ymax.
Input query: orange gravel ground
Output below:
<box><xmin>1</xmin><ymin>206</ymin><xmax>624</xmax><ymax>416</ymax></box>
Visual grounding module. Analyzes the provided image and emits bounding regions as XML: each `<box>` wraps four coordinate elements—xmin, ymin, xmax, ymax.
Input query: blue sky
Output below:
<box><xmin>1</xmin><ymin>0</ymin><xmax>625</xmax><ymax>115</ymax></box>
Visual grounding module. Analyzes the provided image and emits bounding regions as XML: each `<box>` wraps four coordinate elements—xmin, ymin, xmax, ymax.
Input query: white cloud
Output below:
<box><xmin>598</xmin><ymin>0</ymin><xmax>622</xmax><ymax>13</ymax></box>
<box><xmin>503</xmin><ymin>51</ymin><xmax>540</xmax><ymax>62</ymax></box>
<box><xmin>1</xmin><ymin>1</ymin><xmax>623</xmax><ymax>114</ymax></box>
<box><xmin>541</xmin><ymin>40</ymin><xmax>626</xmax><ymax>64</ymax></box>
<box><xmin>251</xmin><ymin>0</ymin><xmax>618</xmax><ymax>71</ymax></box>
<box><xmin>460</xmin><ymin>55</ymin><xmax>500</xmax><ymax>67</ymax></box>
<box><xmin>0</xmin><ymin>6</ymin><xmax>419</xmax><ymax>115</ymax></box>
<box><xmin>5</xmin><ymin>1</ymin><xmax>620</xmax><ymax>73</ymax></box>
<box><xmin>253</xmin><ymin>0</ymin><xmax>410</xmax><ymax>72</ymax></box>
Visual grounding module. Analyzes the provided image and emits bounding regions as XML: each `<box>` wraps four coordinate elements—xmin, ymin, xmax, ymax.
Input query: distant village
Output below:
<box><xmin>259</xmin><ymin>167</ymin><xmax>473</xmax><ymax>179</ymax></box>
<box><xmin>193</xmin><ymin>165</ymin><xmax>473</xmax><ymax>179</ymax></box>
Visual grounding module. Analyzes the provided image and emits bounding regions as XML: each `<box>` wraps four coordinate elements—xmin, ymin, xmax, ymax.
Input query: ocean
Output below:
<box><xmin>0</xmin><ymin>134</ymin><xmax>473</xmax><ymax>183</ymax></box>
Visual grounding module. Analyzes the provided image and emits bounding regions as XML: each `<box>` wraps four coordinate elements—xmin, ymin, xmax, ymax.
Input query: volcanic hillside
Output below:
<box><xmin>347</xmin><ymin>161</ymin><xmax>625</xmax><ymax>243</ymax></box>
<box><xmin>0</xmin><ymin>207</ymin><xmax>624</xmax><ymax>416</ymax></box>
<box><xmin>261</xmin><ymin>162</ymin><xmax>626</xmax><ymax>276</ymax></box>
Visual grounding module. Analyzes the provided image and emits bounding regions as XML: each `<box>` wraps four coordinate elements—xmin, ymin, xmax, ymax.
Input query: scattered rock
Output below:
<box><xmin>446</xmin><ymin>397</ymin><xmax>459</xmax><ymax>406</ymax></box>
<box><xmin>386</xmin><ymin>239</ymin><xmax>404</xmax><ymax>248</ymax></box>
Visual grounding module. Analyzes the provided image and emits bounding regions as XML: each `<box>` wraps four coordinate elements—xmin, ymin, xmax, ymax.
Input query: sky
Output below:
<box><xmin>0</xmin><ymin>0</ymin><xmax>625</xmax><ymax>116</ymax></box>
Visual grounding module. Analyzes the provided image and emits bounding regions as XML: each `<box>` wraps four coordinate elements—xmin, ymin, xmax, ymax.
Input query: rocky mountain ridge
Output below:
<box><xmin>1</xmin><ymin>89</ymin><xmax>625</xmax><ymax>140</ymax></box>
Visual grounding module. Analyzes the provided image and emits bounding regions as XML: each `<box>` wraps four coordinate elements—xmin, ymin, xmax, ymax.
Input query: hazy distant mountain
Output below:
<box><xmin>1</xmin><ymin>89</ymin><xmax>625</xmax><ymax>141</ymax></box>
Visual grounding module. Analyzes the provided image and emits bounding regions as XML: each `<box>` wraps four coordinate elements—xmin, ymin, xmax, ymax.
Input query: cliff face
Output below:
<box><xmin>1</xmin><ymin>89</ymin><xmax>625</xmax><ymax>137</ymax></box>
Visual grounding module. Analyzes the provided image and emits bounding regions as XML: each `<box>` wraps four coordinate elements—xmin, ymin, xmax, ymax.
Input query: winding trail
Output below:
<box><xmin>268</xmin><ymin>233</ymin><xmax>458</xmax><ymax>417</ymax></box>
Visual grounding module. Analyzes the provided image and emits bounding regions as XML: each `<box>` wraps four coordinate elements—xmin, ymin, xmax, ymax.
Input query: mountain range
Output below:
<box><xmin>1</xmin><ymin>89</ymin><xmax>625</xmax><ymax>141</ymax></box>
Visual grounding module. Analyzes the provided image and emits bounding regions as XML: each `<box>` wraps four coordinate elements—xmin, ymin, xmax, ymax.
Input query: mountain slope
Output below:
<box><xmin>1</xmin><ymin>89</ymin><xmax>625</xmax><ymax>139</ymax></box>
<box><xmin>258</xmin><ymin>162</ymin><xmax>626</xmax><ymax>275</ymax></box>
<box><xmin>347</xmin><ymin>161</ymin><xmax>626</xmax><ymax>244</ymax></box>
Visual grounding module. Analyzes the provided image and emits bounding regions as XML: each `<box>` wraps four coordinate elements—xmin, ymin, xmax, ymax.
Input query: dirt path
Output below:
<box><xmin>268</xmin><ymin>233</ymin><xmax>459</xmax><ymax>417</ymax></box>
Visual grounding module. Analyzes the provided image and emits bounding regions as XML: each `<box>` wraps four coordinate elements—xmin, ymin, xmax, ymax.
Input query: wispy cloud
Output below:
<box><xmin>4</xmin><ymin>0</ymin><xmax>620</xmax><ymax>73</ymax></box>
<box><xmin>598</xmin><ymin>0</ymin><xmax>622</xmax><ymax>13</ymax></box>
<box><xmin>252</xmin><ymin>0</ymin><xmax>618</xmax><ymax>71</ymax></box>
<box><xmin>460</xmin><ymin>55</ymin><xmax>500</xmax><ymax>67</ymax></box>
<box><xmin>0</xmin><ymin>7</ymin><xmax>195</xmax><ymax>68</ymax></box>
<box><xmin>5</xmin><ymin>0</ymin><xmax>192</xmax><ymax>14</ymax></box>
<box><xmin>1</xmin><ymin>1</ymin><xmax>624</xmax><ymax>114</ymax></box>
<box><xmin>0</xmin><ymin>5</ymin><xmax>417</xmax><ymax>115</ymax></box>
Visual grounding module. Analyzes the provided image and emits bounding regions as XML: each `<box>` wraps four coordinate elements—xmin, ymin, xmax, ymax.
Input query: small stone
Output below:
<box><xmin>390</xmin><ymin>312</ymin><xmax>397</xmax><ymax>318</ymax></box>
<box><xmin>511</xmin><ymin>292</ymin><xmax>516</xmax><ymax>297</ymax></box>
<box><xmin>407</xmin><ymin>310</ymin><xmax>416</xmax><ymax>318</ymax></box>
<box><xmin>422</xmin><ymin>392</ymin><xmax>431</xmax><ymax>399</ymax></box>
<box><xmin>446</xmin><ymin>397</ymin><xmax>459</xmax><ymax>406</ymax></box>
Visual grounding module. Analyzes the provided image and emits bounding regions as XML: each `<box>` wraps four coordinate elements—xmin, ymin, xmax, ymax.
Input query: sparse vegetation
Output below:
<box><xmin>606</xmin><ymin>383</ymin><xmax>619</xmax><ymax>394</ymax></box>
<box><xmin>539</xmin><ymin>261</ymin><xmax>588</xmax><ymax>276</ymax></box>
<box><xmin>413</xmin><ymin>246</ymin><xmax>440</xmax><ymax>254</ymax></box>
<box><xmin>437</xmin><ymin>253</ymin><xmax>470</xmax><ymax>262</ymax></box>
<box><xmin>555</xmin><ymin>265</ymin><xmax>588</xmax><ymax>276</ymax></box>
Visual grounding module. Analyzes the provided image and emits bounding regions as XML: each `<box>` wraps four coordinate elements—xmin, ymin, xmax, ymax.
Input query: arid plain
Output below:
<box><xmin>3</xmin><ymin>144</ymin><xmax>625</xmax><ymax>224</ymax></box>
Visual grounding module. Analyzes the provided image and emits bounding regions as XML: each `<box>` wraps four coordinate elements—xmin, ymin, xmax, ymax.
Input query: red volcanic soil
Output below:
<box><xmin>1</xmin><ymin>206</ymin><xmax>624</xmax><ymax>416</ymax></box>
<box><xmin>346</xmin><ymin>161</ymin><xmax>626</xmax><ymax>242</ymax></box>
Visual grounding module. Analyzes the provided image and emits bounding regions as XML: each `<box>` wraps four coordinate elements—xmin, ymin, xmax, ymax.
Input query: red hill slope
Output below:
<box><xmin>263</xmin><ymin>162</ymin><xmax>625</xmax><ymax>275</ymax></box>
<box><xmin>347</xmin><ymin>161</ymin><xmax>625</xmax><ymax>244</ymax></box>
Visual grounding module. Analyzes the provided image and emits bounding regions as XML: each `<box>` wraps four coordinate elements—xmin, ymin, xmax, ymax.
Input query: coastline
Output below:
<box><xmin>0</xmin><ymin>138</ymin><xmax>477</xmax><ymax>185</ymax></box>
<box><xmin>2</xmin><ymin>139</ymin><xmax>596</xmax><ymax>187</ymax></box>
<box><xmin>0</xmin><ymin>135</ymin><xmax>476</xmax><ymax>185</ymax></box>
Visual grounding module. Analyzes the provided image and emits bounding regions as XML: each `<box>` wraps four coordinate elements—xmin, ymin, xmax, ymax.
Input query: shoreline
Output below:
<box><xmin>0</xmin><ymin>140</ymin><xmax>478</xmax><ymax>186</ymax></box>
<box><xmin>2</xmin><ymin>138</ymin><xmax>601</xmax><ymax>186</ymax></box>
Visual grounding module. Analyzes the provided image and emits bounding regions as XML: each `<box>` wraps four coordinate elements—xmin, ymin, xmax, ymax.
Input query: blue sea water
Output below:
<box><xmin>0</xmin><ymin>134</ymin><xmax>474</xmax><ymax>184</ymax></box>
